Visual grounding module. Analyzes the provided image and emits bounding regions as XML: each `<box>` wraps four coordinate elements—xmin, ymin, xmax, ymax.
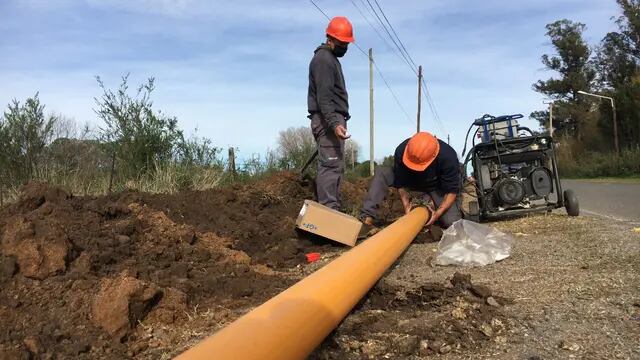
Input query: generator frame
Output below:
<box><xmin>470</xmin><ymin>134</ymin><xmax>568</xmax><ymax>220</ymax></box>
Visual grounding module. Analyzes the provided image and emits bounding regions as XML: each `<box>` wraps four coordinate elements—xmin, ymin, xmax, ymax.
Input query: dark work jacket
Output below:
<box><xmin>393</xmin><ymin>139</ymin><xmax>461</xmax><ymax>194</ymax></box>
<box><xmin>307</xmin><ymin>44</ymin><xmax>350</xmax><ymax>129</ymax></box>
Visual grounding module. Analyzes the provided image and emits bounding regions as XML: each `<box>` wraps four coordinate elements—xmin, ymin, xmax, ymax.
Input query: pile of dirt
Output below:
<box><xmin>312</xmin><ymin>273</ymin><xmax>510</xmax><ymax>359</ymax></box>
<box><xmin>0</xmin><ymin>172</ymin><xmax>436</xmax><ymax>359</ymax></box>
<box><xmin>131</xmin><ymin>172</ymin><xmax>386</xmax><ymax>268</ymax></box>
<box><xmin>0</xmin><ymin>178</ymin><xmax>311</xmax><ymax>359</ymax></box>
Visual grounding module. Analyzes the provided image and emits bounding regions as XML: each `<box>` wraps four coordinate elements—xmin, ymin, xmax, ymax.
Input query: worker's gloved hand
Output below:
<box><xmin>410</xmin><ymin>194</ymin><xmax>434</xmax><ymax>213</ymax></box>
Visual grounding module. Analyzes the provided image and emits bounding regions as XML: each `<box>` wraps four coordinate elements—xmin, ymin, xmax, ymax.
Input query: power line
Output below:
<box><xmin>309</xmin><ymin>0</ymin><xmax>330</xmax><ymax>20</ymax></box>
<box><xmin>310</xmin><ymin>0</ymin><xmax>369</xmax><ymax>57</ymax></box>
<box><xmin>373</xmin><ymin>0</ymin><xmax>419</xmax><ymax>70</ymax></box>
<box><xmin>363</xmin><ymin>0</ymin><xmax>417</xmax><ymax>75</ymax></box>
<box><xmin>367</xmin><ymin>0</ymin><xmax>448</xmax><ymax>136</ymax></box>
<box><xmin>352</xmin><ymin>42</ymin><xmax>371</xmax><ymax>58</ymax></box>
<box><xmin>350</xmin><ymin>0</ymin><xmax>396</xmax><ymax>55</ymax></box>
<box><xmin>421</xmin><ymin>79</ymin><xmax>446</xmax><ymax>135</ymax></box>
<box><xmin>373</xmin><ymin>60</ymin><xmax>414</xmax><ymax>127</ymax></box>
<box><xmin>349</xmin><ymin>0</ymin><xmax>416</xmax><ymax>126</ymax></box>
<box><xmin>351</xmin><ymin>0</ymin><xmax>423</xmax><ymax>85</ymax></box>
<box><xmin>353</xmin><ymin>0</ymin><xmax>438</xmax><ymax>132</ymax></box>
<box><xmin>308</xmin><ymin>0</ymin><xmax>414</xmax><ymax>127</ymax></box>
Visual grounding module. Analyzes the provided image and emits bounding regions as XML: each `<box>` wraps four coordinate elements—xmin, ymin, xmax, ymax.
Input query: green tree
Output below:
<box><xmin>94</xmin><ymin>74</ymin><xmax>184</xmax><ymax>178</ymax></box>
<box><xmin>616</xmin><ymin>0</ymin><xmax>640</xmax><ymax>60</ymax></box>
<box><xmin>594</xmin><ymin>0</ymin><xmax>640</xmax><ymax>148</ymax></box>
<box><xmin>0</xmin><ymin>93</ymin><xmax>57</xmax><ymax>185</ymax></box>
<box><xmin>178</xmin><ymin>133</ymin><xmax>222</xmax><ymax>167</ymax></box>
<box><xmin>532</xmin><ymin>20</ymin><xmax>596</xmax><ymax>139</ymax></box>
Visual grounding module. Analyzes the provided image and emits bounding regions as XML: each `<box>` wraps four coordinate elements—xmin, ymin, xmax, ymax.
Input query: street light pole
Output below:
<box><xmin>611</xmin><ymin>98</ymin><xmax>619</xmax><ymax>157</ymax></box>
<box><xmin>577</xmin><ymin>90</ymin><xmax>620</xmax><ymax>157</ymax></box>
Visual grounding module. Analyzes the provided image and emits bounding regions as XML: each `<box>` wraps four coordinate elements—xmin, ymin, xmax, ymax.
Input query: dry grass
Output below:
<box><xmin>0</xmin><ymin>163</ymin><xmax>225</xmax><ymax>207</ymax></box>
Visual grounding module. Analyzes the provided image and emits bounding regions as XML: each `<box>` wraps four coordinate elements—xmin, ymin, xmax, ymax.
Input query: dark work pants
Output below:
<box><xmin>310</xmin><ymin>114</ymin><xmax>346</xmax><ymax>210</ymax></box>
<box><xmin>360</xmin><ymin>166</ymin><xmax>462</xmax><ymax>228</ymax></box>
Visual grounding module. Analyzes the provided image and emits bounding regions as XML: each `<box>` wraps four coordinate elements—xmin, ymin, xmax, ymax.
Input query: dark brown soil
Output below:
<box><xmin>0</xmin><ymin>174</ymin><xmax>334</xmax><ymax>359</ymax></box>
<box><xmin>311</xmin><ymin>273</ymin><xmax>510</xmax><ymax>359</ymax></box>
<box><xmin>0</xmin><ymin>173</ymin><xmax>456</xmax><ymax>359</ymax></box>
<box><xmin>130</xmin><ymin>172</ymin><xmax>336</xmax><ymax>268</ymax></box>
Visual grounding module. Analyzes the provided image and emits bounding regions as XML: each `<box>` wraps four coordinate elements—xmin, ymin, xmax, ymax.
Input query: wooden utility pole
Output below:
<box><xmin>543</xmin><ymin>100</ymin><xmax>554</xmax><ymax>137</ymax></box>
<box><xmin>228</xmin><ymin>147</ymin><xmax>237</xmax><ymax>179</ymax></box>
<box><xmin>351</xmin><ymin>146</ymin><xmax>356</xmax><ymax>170</ymax></box>
<box><xmin>417</xmin><ymin>65</ymin><xmax>423</xmax><ymax>133</ymax></box>
<box><xmin>549</xmin><ymin>102</ymin><xmax>554</xmax><ymax>137</ymax></box>
<box><xmin>369</xmin><ymin>48</ymin><xmax>375</xmax><ymax>177</ymax></box>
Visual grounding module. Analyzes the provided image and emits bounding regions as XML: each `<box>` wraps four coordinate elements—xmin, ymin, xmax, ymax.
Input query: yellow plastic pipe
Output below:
<box><xmin>176</xmin><ymin>207</ymin><xmax>430</xmax><ymax>360</ymax></box>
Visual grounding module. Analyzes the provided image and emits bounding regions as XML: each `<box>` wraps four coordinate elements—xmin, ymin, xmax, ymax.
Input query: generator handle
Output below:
<box><xmin>473</xmin><ymin>113</ymin><xmax>523</xmax><ymax>126</ymax></box>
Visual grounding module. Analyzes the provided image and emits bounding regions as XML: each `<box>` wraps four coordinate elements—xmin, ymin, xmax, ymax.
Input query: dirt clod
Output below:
<box><xmin>18</xmin><ymin>182</ymin><xmax>72</xmax><ymax>211</ymax></box>
<box><xmin>23</xmin><ymin>336</ymin><xmax>41</xmax><ymax>355</ymax></box>
<box><xmin>470</xmin><ymin>284</ymin><xmax>492</xmax><ymax>299</ymax></box>
<box><xmin>91</xmin><ymin>271</ymin><xmax>162</xmax><ymax>340</ymax></box>
<box><xmin>146</xmin><ymin>287</ymin><xmax>188</xmax><ymax>325</ymax></box>
<box><xmin>1</xmin><ymin>216</ymin><xmax>70</xmax><ymax>279</ymax></box>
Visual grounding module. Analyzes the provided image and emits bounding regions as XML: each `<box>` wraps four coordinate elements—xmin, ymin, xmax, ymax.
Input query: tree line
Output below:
<box><xmin>0</xmin><ymin>75</ymin><xmax>362</xmax><ymax>202</ymax></box>
<box><xmin>532</xmin><ymin>0</ymin><xmax>640</xmax><ymax>153</ymax></box>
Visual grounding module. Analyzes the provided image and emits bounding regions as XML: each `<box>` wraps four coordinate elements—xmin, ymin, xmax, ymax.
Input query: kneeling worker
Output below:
<box><xmin>360</xmin><ymin>132</ymin><xmax>462</xmax><ymax>232</ymax></box>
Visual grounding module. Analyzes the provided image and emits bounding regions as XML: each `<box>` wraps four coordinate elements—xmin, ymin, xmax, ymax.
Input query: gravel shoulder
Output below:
<box><xmin>376</xmin><ymin>213</ymin><xmax>640</xmax><ymax>359</ymax></box>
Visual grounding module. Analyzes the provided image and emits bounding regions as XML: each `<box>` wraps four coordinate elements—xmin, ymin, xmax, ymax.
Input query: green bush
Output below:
<box><xmin>557</xmin><ymin>146</ymin><xmax>640</xmax><ymax>178</ymax></box>
<box><xmin>0</xmin><ymin>93</ymin><xmax>57</xmax><ymax>186</ymax></box>
<box><xmin>95</xmin><ymin>75</ymin><xmax>185</xmax><ymax>178</ymax></box>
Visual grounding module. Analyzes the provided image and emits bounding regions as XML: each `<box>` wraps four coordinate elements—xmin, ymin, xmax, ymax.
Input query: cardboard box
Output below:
<box><xmin>295</xmin><ymin>200</ymin><xmax>362</xmax><ymax>247</ymax></box>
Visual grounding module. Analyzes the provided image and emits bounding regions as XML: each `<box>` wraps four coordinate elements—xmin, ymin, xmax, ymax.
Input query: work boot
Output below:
<box><xmin>358</xmin><ymin>216</ymin><xmax>379</xmax><ymax>239</ymax></box>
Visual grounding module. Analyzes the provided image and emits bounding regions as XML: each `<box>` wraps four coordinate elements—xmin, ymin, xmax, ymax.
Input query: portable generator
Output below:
<box><xmin>461</xmin><ymin>114</ymin><xmax>579</xmax><ymax>221</ymax></box>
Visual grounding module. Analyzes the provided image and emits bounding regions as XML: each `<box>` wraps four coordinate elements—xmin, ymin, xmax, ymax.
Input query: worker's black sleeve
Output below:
<box><xmin>391</xmin><ymin>140</ymin><xmax>412</xmax><ymax>188</ymax></box>
<box><xmin>438</xmin><ymin>158</ymin><xmax>461</xmax><ymax>194</ymax></box>
<box><xmin>310</xmin><ymin>56</ymin><xmax>340</xmax><ymax>130</ymax></box>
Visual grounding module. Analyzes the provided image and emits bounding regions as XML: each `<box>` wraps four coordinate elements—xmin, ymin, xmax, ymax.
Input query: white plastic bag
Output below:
<box><xmin>434</xmin><ymin>219</ymin><xmax>514</xmax><ymax>267</ymax></box>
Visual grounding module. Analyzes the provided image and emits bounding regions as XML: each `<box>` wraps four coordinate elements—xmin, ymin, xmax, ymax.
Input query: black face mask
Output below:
<box><xmin>332</xmin><ymin>43</ymin><xmax>348</xmax><ymax>57</ymax></box>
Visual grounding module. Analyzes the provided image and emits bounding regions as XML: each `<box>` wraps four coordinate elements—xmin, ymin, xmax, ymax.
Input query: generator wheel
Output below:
<box><xmin>563</xmin><ymin>189</ymin><xmax>579</xmax><ymax>217</ymax></box>
<box><xmin>465</xmin><ymin>201</ymin><xmax>481</xmax><ymax>222</ymax></box>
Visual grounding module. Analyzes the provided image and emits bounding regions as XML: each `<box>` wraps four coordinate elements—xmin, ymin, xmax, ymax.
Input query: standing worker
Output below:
<box><xmin>308</xmin><ymin>16</ymin><xmax>354</xmax><ymax>211</ymax></box>
<box><xmin>359</xmin><ymin>132</ymin><xmax>462</xmax><ymax>235</ymax></box>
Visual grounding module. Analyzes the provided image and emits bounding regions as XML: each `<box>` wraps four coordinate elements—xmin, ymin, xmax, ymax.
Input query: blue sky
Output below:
<box><xmin>0</xmin><ymin>0</ymin><xmax>621</xmax><ymax>162</ymax></box>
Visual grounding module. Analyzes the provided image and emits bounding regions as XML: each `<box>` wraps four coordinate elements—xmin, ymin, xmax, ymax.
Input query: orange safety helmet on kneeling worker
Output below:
<box><xmin>326</xmin><ymin>16</ymin><xmax>355</xmax><ymax>43</ymax></box>
<box><xmin>402</xmin><ymin>132</ymin><xmax>440</xmax><ymax>171</ymax></box>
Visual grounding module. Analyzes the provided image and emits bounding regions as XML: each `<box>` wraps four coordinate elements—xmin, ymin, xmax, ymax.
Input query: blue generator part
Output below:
<box><xmin>474</xmin><ymin>114</ymin><xmax>524</xmax><ymax>143</ymax></box>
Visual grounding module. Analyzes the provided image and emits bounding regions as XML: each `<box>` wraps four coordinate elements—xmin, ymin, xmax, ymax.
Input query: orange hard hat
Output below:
<box><xmin>326</xmin><ymin>16</ymin><xmax>355</xmax><ymax>43</ymax></box>
<box><xmin>402</xmin><ymin>132</ymin><xmax>440</xmax><ymax>171</ymax></box>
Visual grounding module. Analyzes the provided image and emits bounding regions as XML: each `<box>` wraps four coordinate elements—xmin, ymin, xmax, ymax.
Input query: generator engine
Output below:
<box><xmin>477</xmin><ymin>158</ymin><xmax>554</xmax><ymax>211</ymax></box>
<box><xmin>462</xmin><ymin>113</ymin><xmax>579</xmax><ymax>220</ymax></box>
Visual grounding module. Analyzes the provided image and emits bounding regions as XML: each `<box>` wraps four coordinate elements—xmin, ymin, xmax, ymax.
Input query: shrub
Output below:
<box><xmin>94</xmin><ymin>74</ymin><xmax>184</xmax><ymax>178</ymax></box>
<box><xmin>0</xmin><ymin>93</ymin><xmax>57</xmax><ymax>185</ymax></box>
